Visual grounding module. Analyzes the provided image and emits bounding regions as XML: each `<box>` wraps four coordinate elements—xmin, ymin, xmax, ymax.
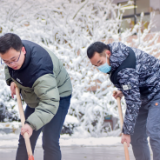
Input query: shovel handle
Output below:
<box><xmin>15</xmin><ymin>87</ymin><xmax>33</xmax><ymax>157</ymax></box>
<box><xmin>113</xmin><ymin>91</ymin><xmax>130</xmax><ymax>160</ymax></box>
<box><xmin>116</xmin><ymin>97</ymin><xmax>124</xmax><ymax>128</ymax></box>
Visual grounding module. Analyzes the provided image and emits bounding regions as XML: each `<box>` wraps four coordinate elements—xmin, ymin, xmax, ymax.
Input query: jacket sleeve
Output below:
<box><xmin>117</xmin><ymin>68</ymin><xmax>141</xmax><ymax>135</ymax></box>
<box><xmin>4</xmin><ymin>65</ymin><xmax>13</xmax><ymax>86</ymax></box>
<box><xmin>25</xmin><ymin>74</ymin><xmax>60</xmax><ymax>131</ymax></box>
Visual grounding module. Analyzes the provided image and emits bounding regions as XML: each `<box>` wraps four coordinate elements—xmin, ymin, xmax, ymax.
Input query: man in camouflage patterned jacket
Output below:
<box><xmin>87</xmin><ymin>41</ymin><xmax>160</xmax><ymax>160</ymax></box>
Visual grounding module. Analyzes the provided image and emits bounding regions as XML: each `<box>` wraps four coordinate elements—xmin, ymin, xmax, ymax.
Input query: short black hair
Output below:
<box><xmin>0</xmin><ymin>33</ymin><xmax>22</xmax><ymax>54</ymax></box>
<box><xmin>87</xmin><ymin>41</ymin><xmax>110</xmax><ymax>59</ymax></box>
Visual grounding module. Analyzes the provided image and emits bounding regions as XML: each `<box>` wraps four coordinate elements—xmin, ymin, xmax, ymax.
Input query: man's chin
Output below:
<box><xmin>12</xmin><ymin>66</ymin><xmax>20</xmax><ymax>70</ymax></box>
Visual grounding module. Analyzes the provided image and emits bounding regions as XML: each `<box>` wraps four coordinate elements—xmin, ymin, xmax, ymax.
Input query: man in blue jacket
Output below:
<box><xmin>87</xmin><ymin>41</ymin><xmax>160</xmax><ymax>160</ymax></box>
<box><xmin>0</xmin><ymin>33</ymin><xmax>72</xmax><ymax>160</ymax></box>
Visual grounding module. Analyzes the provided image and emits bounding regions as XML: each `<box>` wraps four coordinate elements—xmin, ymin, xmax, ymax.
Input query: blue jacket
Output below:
<box><xmin>108</xmin><ymin>42</ymin><xmax>160</xmax><ymax>135</ymax></box>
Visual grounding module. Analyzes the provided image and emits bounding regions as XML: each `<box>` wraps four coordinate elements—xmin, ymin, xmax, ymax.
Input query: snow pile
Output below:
<box><xmin>0</xmin><ymin>0</ymin><xmax>159</xmax><ymax>137</ymax></box>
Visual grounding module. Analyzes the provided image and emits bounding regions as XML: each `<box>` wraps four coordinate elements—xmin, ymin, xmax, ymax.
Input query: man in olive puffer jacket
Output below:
<box><xmin>0</xmin><ymin>33</ymin><xmax>72</xmax><ymax>160</ymax></box>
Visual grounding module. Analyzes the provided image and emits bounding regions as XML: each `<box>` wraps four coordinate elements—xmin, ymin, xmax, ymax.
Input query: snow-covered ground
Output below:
<box><xmin>0</xmin><ymin>121</ymin><xmax>121</xmax><ymax>148</ymax></box>
<box><xmin>0</xmin><ymin>132</ymin><xmax>121</xmax><ymax>148</ymax></box>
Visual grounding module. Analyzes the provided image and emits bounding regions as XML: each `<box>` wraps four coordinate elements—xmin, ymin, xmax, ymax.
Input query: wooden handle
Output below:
<box><xmin>124</xmin><ymin>143</ymin><xmax>130</xmax><ymax>160</ymax></box>
<box><xmin>117</xmin><ymin>97</ymin><xmax>124</xmax><ymax>128</ymax></box>
<box><xmin>16</xmin><ymin>87</ymin><xmax>33</xmax><ymax>157</ymax></box>
<box><xmin>114</xmin><ymin>91</ymin><xmax>130</xmax><ymax>160</ymax></box>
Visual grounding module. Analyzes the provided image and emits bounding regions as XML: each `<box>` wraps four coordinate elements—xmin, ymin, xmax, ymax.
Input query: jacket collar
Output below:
<box><xmin>108</xmin><ymin>43</ymin><xmax>128</xmax><ymax>73</ymax></box>
<box><xmin>16</xmin><ymin>41</ymin><xmax>31</xmax><ymax>71</ymax></box>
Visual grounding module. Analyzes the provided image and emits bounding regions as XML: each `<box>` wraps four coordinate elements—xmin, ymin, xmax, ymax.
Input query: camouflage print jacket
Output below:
<box><xmin>108</xmin><ymin>42</ymin><xmax>160</xmax><ymax>135</ymax></box>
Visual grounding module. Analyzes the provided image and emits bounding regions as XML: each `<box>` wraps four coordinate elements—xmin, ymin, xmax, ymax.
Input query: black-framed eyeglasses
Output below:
<box><xmin>1</xmin><ymin>50</ymin><xmax>22</xmax><ymax>65</ymax></box>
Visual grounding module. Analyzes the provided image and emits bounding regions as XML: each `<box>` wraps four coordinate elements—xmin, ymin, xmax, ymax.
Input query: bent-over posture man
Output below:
<box><xmin>0</xmin><ymin>33</ymin><xmax>72</xmax><ymax>160</ymax></box>
<box><xmin>87</xmin><ymin>41</ymin><xmax>160</xmax><ymax>160</ymax></box>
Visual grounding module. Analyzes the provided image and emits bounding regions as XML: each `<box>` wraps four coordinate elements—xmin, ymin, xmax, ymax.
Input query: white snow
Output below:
<box><xmin>59</xmin><ymin>137</ymin><xmax>121</xmax><ymax>147</ymax></box>
<box><xmin>0</xmin><ymin>132</ymin><xmax>121</xmax><ymax>148</ymax></box>
<box><xmin>64</xmin><ymin>115</ymin><xmax>79</xmax><ymax>126</ymax></box>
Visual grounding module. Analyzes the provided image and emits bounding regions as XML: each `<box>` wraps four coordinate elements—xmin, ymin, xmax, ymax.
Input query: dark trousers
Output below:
<box><xmin>131</xmin><ymin>99</ymin><xmax>160</xmax><ymax>160</ymax></box>
<box><xmin>16</xmin><ymin>95</ymin><xmax>71</xmax><ymax>160</ymax></box>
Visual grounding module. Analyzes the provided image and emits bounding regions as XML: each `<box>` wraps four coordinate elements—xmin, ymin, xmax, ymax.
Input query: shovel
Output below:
<box><xmin>16</xmin><ymin>86</ymin><xmax>34</xmax><ymax>160</ymax></box>
<box><xmin>113</xmin><ymin>91</ymin><xmax>130</xmax><ymax>160</ymax></box>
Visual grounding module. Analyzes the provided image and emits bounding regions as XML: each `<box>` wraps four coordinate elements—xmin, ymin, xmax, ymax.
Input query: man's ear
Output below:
<box><xmin>21</xmin><ymin>47</ymin><xmax>26</xmax><ymax>55</ymax></box>
<box><xmin>106</xmin><ymin>50</ymin><xmax>111</xmax><ymax>58</ymax></box>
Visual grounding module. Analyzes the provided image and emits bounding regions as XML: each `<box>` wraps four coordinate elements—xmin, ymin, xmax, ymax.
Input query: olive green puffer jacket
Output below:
<box><xmin>5</xmin><ymin>40</ymin><xmax>72</xmax><ymax>130</ymax></box>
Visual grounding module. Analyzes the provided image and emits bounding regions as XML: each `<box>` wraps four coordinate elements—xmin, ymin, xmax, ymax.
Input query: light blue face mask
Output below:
<box><xmin>97</xmin><ymin>62</ymin><xmax>111</xmax><ymax>73</ymax></box>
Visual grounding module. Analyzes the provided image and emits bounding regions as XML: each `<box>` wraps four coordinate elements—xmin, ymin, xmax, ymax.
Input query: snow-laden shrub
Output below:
<box><xmin>61</xmin><ymin>115</ymin><xmax>79</xmax><ymax>135</ymax></box>
<box><xmin>0</xmin><ymin>0</ymin><xmax>160</xmax><ymax>136</ymax></box>
<box><xmin>0</xmin><ymin>80</ymin><xmax>19</xmax><ymax>122</ymax></box>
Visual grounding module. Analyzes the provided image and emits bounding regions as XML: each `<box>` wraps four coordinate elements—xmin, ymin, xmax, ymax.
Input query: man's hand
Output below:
<box><xmin>21</xmin><ymin>124</ymin><xmax>33</xmax><ymax>138</ymax></box>
<box><xmin>10</xmin><ymin>82</ymin><xmax>16</xmax><ymax>98</ymax></box>
<box><xmin>113</xmin><ymin>90</ymin><xmax>123</xmax><ymax>99</ymax></box>
<box><xmin>121</xmin><ymin>134</ymin><xmax>131</xmax><ymax>147</ymax></box>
